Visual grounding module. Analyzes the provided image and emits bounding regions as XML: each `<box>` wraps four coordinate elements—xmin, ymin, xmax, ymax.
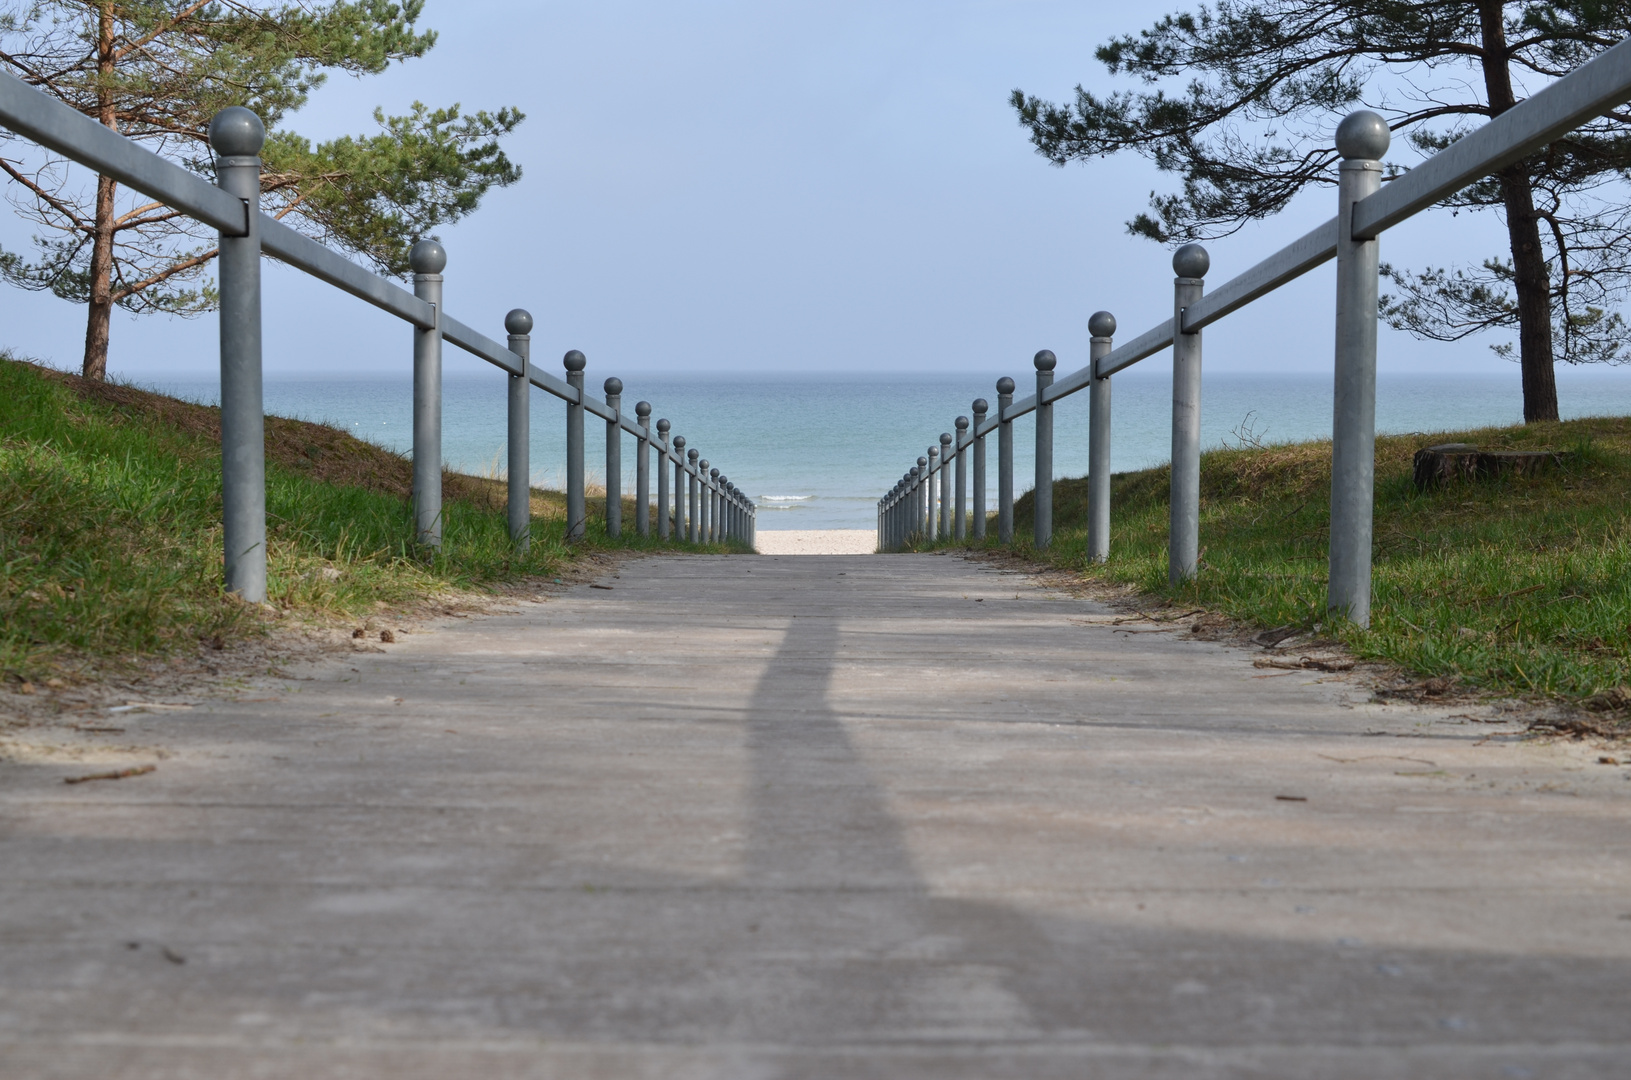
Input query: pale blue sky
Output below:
<box><xmin>0</xmin><ymin>0</ymin><xmax>1585</xmax><ymax>386</ymax></box>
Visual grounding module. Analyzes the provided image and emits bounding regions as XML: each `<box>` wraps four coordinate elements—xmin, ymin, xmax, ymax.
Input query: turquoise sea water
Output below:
<box><xmin>144</xmin><ymin>369</ymin><xmax>1631</xmax><ymax>530</ymax></box>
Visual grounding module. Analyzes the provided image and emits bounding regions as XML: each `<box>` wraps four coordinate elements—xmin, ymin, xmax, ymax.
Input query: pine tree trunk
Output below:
<box><xmin>1477</xmin><ymin>0</ymin><xmax>1559</xmax><ymax>423</ymax></box>
<box><xmin>1499</xmin><ymin>168</ymin><xmax>1559</xmax><ymax>422</ymax></box>
<box><xmin>81</xmin><ymin>0</ymin><xmax>117</xmax><ymax>382</ymax></box>
<box><xmin>81</xmin><ymin>173</ymin><xmax>116</xmax><ymax>381</ymax></box>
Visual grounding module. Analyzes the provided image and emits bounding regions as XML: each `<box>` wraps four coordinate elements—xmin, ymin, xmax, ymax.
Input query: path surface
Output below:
<box><xmin>3</xmin><ymin>553</ymin><xmax>1629</xmax><ymax>1079</ymax></box>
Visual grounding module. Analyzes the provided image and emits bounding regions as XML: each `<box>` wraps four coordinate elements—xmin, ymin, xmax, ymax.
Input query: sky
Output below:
<box><xmin>0</xmin><ymin>0</ymin><xmax>1594</xmax><ymax>387</ymax></box>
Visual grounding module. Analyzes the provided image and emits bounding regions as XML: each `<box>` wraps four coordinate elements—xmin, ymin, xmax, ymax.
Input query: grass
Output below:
<box><xmin>0</xmin><ymin>354</ymin><xmax>742</xmax><ymax>681</ymax></box>
<box><xmin>917</xmin><ymin>418</ymin><xmax>1631</xmax><ymax>704</ymax></box>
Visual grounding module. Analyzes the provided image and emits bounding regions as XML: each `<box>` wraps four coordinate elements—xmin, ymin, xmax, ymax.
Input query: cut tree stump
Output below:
<box><xmin>1412</xmin><ymin>443</ymin><xmax>1564</xmax><ymax>490</ymax></box>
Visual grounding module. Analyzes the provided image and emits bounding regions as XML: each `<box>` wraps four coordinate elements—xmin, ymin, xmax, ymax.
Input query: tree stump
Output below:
<box><xmin>1412</xmin><ymin>443</ymin><xmax>1563</xmax><ymax>490</ymax></box>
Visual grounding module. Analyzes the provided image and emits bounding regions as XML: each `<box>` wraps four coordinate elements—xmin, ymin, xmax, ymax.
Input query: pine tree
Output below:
<box><xmin>1012</xmin><ymin>1</ymin><xmax>1631</xmax><ymax>422</ymax></box>
<box><xmin>0</xmin><ymin>0</ymin><xmax>522</xmax><ymax>379</ymax></box>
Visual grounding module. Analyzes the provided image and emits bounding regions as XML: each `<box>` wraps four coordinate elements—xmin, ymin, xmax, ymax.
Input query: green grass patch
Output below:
<box><xmin>0</xmin><ymin>355</ymin><xmax>740</xmax><ymax>680</ymax></box>
<box><xmin>918</xmin><ymin>418</ymin><xmax>1631</xmax><ymax>701</ymax></box>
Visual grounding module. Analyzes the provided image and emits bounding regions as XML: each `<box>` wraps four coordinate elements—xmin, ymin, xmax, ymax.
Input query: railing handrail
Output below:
<box><xmin>0</xmin><ymin>69</ymin><xmax>756</xmax><ymax>592</ymax></box>
<box><xmin>880</xmin><ymin>37</ymin><xmax>1631</xmax><ymax>603</ymax></box>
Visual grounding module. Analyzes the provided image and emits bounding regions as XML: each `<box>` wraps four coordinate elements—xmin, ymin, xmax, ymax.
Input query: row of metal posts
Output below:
<box><xmin>879</xmin><ymin>111</ymin><xmax>1390</xmax><ymax>626</ymax></box>
<box><xmin>209</xmin><ymin>109</ymin><xmax>752</xmax><ymax>604</ymax></box>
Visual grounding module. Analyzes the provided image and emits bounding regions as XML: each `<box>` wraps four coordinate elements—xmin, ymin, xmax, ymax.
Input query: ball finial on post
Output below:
<box><xmin>1172</xmin><ymin>243</ymin><xmax>1210</xmax><ymax>279</ymax></box>
<box><xmin>636</xmin><ymin>401</ymin><xmax>651</xmax><ymax>420</ymax></box>
<box><xmin>1089</xmin><ymin>310</ymin><xmax>1117</xmax><ymax>338</ymax></box>
<box><xmin>1033</xmin><ymin>350</ymin><xmax>1057</xmax><ymax>372</ymax></box>
<box><xmin>208</xmin><ymin>107</ymin><xmax>265</xmax><ymax>157</ymax></box>
<box><xmin>408</xmin><ymin>239</ymin><xmax>447</xmax><ymax>276</ymax></box>
<box><xmin>972</xmin><ymin>397</ymin><xmax>988</xmax><ymax>414</ymax></box>
<box><xmin>658</xmin><ymin>418</ymin><xmax>671</xmax><ymax>435</ymax></box>
<box><xmin>688</xmin><ymin>448</ymin><xmax>698</xmax><ymax>463</ymax></box>
<box><xmin>603</xmin><ymin>376</ymin><xmax>622</xmax><ymax>396</ymax></box>
<box><xmin>1335</xmin><ymin>110</ymin><xmax>1391</xmax><ymax>161</ymax></box>
<box><xmin>562</xmin><ymin>349</ymin><xmax>586</xmax><ymax>372</ymax></box>
<box><xmin>996</xmin><ymin>376</ymin><xmax>1015</xmax><ymax>395</ymax></box>
<box><xmin>917</xmin><ymin>456</ymin><xmax>928</xmax><ymax>468</ymax></box>
<box><xmin>955</xmin><ymin>415</ymin><xmax>969</xmax><ymax>432</ymax></box>
<box><xmin>504</xmin><ymin>308</ymin><xmax>533</xmax><ymax>336</ymax></box>
<box><xmin>672</xmin><ymin>434</ymin><xmax>684</xmax><ymax>449</ymax></box>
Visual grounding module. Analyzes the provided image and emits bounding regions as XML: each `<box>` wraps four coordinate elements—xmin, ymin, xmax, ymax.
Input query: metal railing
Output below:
<box><xmin>0</xmin><ymin>77</ymin><xmax>755</xmax><ymax>603</ymax></box>
<box><xmin>877</xmin><ymin>37</ymin><xmax>1631</xmax><ymax>628</ymax></box>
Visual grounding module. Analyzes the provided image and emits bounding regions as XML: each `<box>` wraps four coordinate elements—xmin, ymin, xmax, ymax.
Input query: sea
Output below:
<box><xmin>142</xmin><ymin>369</ymin><xmax>1631</xmax><ymax>530</ymax></box>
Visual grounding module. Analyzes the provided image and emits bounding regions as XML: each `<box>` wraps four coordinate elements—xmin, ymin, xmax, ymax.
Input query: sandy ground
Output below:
<box><xmin>755</xmin><ymin>528</ymin><xmax>877</xmax><ymax>555</ymax></box>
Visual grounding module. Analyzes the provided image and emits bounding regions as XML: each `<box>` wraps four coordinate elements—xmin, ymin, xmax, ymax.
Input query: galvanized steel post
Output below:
<box><xmin>672</xmin><ymin>435</ymin><xmax>687</xmax><ymax>540</ymax></box>
<box><xmin>635</xmin><ymin>401</ymin><xmax>652</xmax><ymax>537</ymax></box>
<box><xmin>926</xmin><ymin>445</ymin><xmax>940</xmax><ymax>540</ymax></box>
<box><xmin>996</xmin><ymin>377</ymin><xmax>1015</xmax><ymax>544</ymax></box>
<box><xmin>603</xmin><ymin>377</ymin><xmax>623</xmax><ymax>538</ymax></box>
<box><xmin>1170</xmin><ymin>244</ymin><xmax>1209</xmax><ymax>584</ymax></box>
<box><xmin>1329</xmin><ymin>111</ymin><xmax>1389</xmax><ymax>628</ymax></box>
<box><xmin>563</xmin><ymin>350</ymin><xmax>587</xmax><ymax>541</ymax></box>
<box><xmin>916</xmin><ymin>457</ymin><xmax>929</xmax><ymax>538</ymax></box>
<box><xmin>954</xmin><ymin>416</ymin><xmax>969</xmax><ymax>541</ymax></box>
<box><xmin>697</xmin><ymin>460</ymin><xmax>710</xmax><ymax>541</ymax></box>
<box><xmin>504</xmin><ymin>308</ymin><xmax>533</xmax><ymax>550</ymax></box>
<box><xmin>704</xmin><ymin>466</ymin><xmax>716</xmax><ymax>541</ymax></box>
<box><xmin>938</xmin><ymin>433</ymin><xmax>953</xmax><ymax>540</ymax></box>
<box><xmin>211</xmin><ymin>108</ymin><xmax>267</xmax><ymax>601</ymax></box>
<box><xmin>656</xmin><ymin>419</ymin><xmax>672</xmax><ymax>540</ymax></box>
<box><xmin>410</xmin><ymin>239</ymin><xmax>447</xmax><ymax>550</ymax></box>
<box><xmin>1087</xmin><ymin>310</ymin><xmax>1116</xmax><ymax>563</ymax></box>
<box><xmin>1034</xmin><ymin>350</ymin><xmax>1056</xmax><ymax>549</ymax></box>
<box><xmin>687</xmin><ymin>448</ymin><xmax>700</xmax><ymax>542</ymax></box>
<box><xmin>971</xmin><ymin>399</ymin><xmax>988</xmax><ymax>541</ymax></box>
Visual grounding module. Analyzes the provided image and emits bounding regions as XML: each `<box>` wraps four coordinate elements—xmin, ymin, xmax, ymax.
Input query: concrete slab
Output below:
<box><xmin>2</xmin><ymin>552</ymin><xmax>1628</xmax><ymax>1078</ymax></box>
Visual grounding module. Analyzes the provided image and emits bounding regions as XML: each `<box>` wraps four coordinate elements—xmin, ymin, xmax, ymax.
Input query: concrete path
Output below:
<box><xmin>3</xmin><ymin>553</ymin><xmax>1629</xmax><ymax>1078</ymax></box>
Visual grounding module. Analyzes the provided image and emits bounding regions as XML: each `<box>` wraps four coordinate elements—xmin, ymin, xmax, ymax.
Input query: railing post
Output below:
<box><xmin>1170</xmin><ymin>244</ymin><xmax>1209</xmax><ymax>584</ymax></box>
<box><xmin>996</xmin><ymin>377</ymin><xmax>1015</xmax><ymax>544</ymax></box>
<box><xmin>410</xmin><ymin>239</ymin><xmax>446</xmax><ymax>550</ymax></box>
<box><xmin>971</xmin><ymin>399</ymin><xmax>988</xmax><ymax>542</ymax></box>
<box><xmin>1329</xmin><ymin>111</ymin><xmax>1389</xmax><ymax>628</ymax></box>
<box><xmin>916</xmin><ymin>458</ymin><xmax>928</xmax><ymax>539</ymax></box>
<box><xmin>635</xmin><ymin>401</ymin><xmax>652</xmax><ymax>537</ymax></box>
<box><xmin>564</xmin><ymin>350</ymin><xmax>587</xmax><ymax>541</ymax></box>
<box><xmin>938</xmin><ymin>433</ymin><xmax>953</xmax><ymax>540</ymax></box>
<box><xmin>672</xmin><ymin>436</ymin><xmax>687</xmax><ymax>541</ymax></box>
<box><xmin>1034</xmin><ymin>350</ymin><xmax>1056</xmax><ymax>549</ymax></box>
<box><xmin>1087</xmin><ymin>311</ymin><xmax>1116</xmax><ymax>563</ymax></box>
<box><xmin>699</xmin><ymin>461</ymin><xmax>712</xmax><ymax>542</ymax></box>
<box><xmin>604</xmin><ymin>377</ymin><xmax>623</xmax><ymax>538</ymax></box>
<box><xmin>926</xmin><ymin>445</ymin><xmax>940</xmax><ymax>541</ymax></box>
<box><xmin>210</xmin><ymin>108</ymin><xmax>267</xmax><ymax>602</ymax></box>
<box><xmin>505</xmin><ymin>308</ymin><xmax>533</xmax><ymax>551</ymax></box>
<box><xmin>656</xmin><ymin>419</ymin><xmax>672</xmax><ymax>540</ymax></box>
<box><xmin>954</xmin><ymin>416</ymin><xmax>969</xmax><ymax>541</ymax></box>
<box><xmin>687</xmin><ymin>448</ymin><xmax>700</xmax><ymax>542</ymax></box>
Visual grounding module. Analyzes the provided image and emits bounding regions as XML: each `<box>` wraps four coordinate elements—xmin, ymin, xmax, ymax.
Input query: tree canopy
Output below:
<box><xmin>0</xmin><ymin>0</ymin><xmax>522</xmax><ymax>379</ymax></box>
<box><xmin>1011</xmin><ymin>1</ymin><xmax>1631</xmax><ymax>422</ymax></box>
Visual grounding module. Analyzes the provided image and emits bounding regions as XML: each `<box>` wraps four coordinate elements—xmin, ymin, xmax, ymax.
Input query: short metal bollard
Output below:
<box><xmin>1329</xmin><ymin>110</ymin><xmax>1389</xmax><ymax>627</ymax></box>
<box><xmin>410</xmin><ymin>239</ymin><xmax>447</xmax><ymax>549</ymax></box>
<box><xmin>604</xmin><ymin>377</ymin><xmax>623</xmax><ymax>538</ymax></box>
<box><xmin>635</xmin><ymin>401</ymin><xmax>652</xmax><ymax>537</ymax></box>
<box><xmin>1170</xmin><ymin>244</ymin><xmax>1208</xmax><ymax>584</ymax></box>
<box><xmin>996</xmin><ymin>377</ymin><xmax>1015</xmax><ymax>545</ymax></box>
<box><xmin>505</xmin><ymin>308</ymin><xmax>533</xmax><ymax>550</ymax></box>
<box><xmin>563</xmin><ymin>350</ymin><xmax>588</xmax><ymax>542</ymax></box>
<box><xmin>1087</xmin><ymin>311</ymin><xmax>1115</xmax><ymax>563</ymax></box>
<box><xmin>210</xmin><ymin>107</ymin><xmax>267</xmax><ymax>601</ymax></box>
<box><xmin>971</xmin><ymin>398</ymin><xmax>988</xmax><ymax>542</ymax></box>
